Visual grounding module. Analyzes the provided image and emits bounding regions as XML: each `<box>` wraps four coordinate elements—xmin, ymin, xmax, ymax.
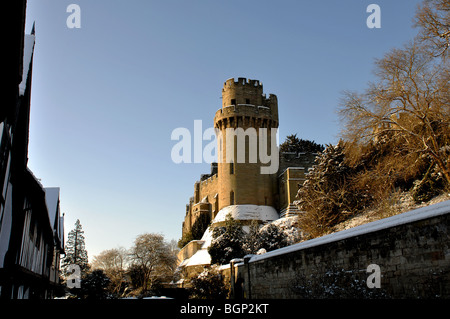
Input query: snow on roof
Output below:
<box><xmin>212</xmin><ymin>205</ymin><xmax>279</xmax><ymax>224</ymax></box>
<box><xmin>250</xmin><ymin>199</ymin><xmax>450</xmax><ymax>263</ymax></box>
<box><xmin>200</xmin><ymin>227</ymin><xmax>214</xmax><ymax>249</ymax></box>
<box><xmin>178</xmin><ymin>257</ymin><xmax>190</xmax><ymax>268</ymax></box>
<box><xmin>185</xmin><ymin>249</ymin><xmax>211</xmax><ymax>267</ymax></box>
<box><xmin>19</xmin><ymin>34</ymin><xmax>35</xmax><ymax>96</ymax></box>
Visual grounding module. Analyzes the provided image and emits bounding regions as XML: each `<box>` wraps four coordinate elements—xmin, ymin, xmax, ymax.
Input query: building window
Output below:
<box><xmin>231</xmin><ymin>99</ymin><xmax>236</xmax><ymax>105</ymax></box>
<box><xmin>230</xmin><ymin>162</ymin><xmax>234</xmax><ymax>175</ymax></box>
<box><xmin>230</xmin><ymin>191</ymin><xmax>235</xmax><ymax>205</ymax></box>
<box><xmin>246</xmin><ymin>98</ymin><xmax>250</xmax><ymax>104</ymax></box>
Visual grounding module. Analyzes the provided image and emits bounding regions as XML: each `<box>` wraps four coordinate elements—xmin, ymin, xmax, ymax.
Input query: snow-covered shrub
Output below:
<box><xmin>270</xmin><ymin>217</ymin><xmax>303</xmax><ymax>245</ymax></box>
<box><xmin>241</xmin><ymin>221</ymin><xmax>260</xmax><ymax>255</ymax></box>
<box><xmin>243</xmin><ymin>219</ymin><xmax>296</xmax><ymax>255</ymax></box>
<box><xmin>189</xmin><ymin>265</ymin><xmax>230</xmax><ymax>299</ymax></box>
<box><xmin>208</xmin><ymin>214</ymin><xmax>246</xmax><ymax>265</ymax></box>
<box><xmin>257</xmin><ymin>223</ymin><xmax>288</xmax><ymax>252</ymax></box>
<box><xmin>209</xmin><ymin>215</ymin><xmax>300</xmax><ymax>264</ymax></box>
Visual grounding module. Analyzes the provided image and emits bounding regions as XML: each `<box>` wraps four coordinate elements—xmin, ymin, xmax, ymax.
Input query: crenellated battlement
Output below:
<box><xmin>217</xmin><ymin>77</ymin><xmax>278</xmax><ymax>129</ymax></box>
<box><xmin>223</xmin><ymin>77</ymin><xmax>263</xmax><ymax>89</ymax></box>
<box><xmin>222</xmin><ymin>77</ymin><xmax>266</xmax><ymax>109</ymax></box>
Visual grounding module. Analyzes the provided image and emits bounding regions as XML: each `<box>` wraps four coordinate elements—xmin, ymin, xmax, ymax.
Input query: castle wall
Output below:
<box><xmin>182</xmin><ymin>174</ymin><xmax>218</xmax><ymax>238</ymax></box>
<box><xmin>198</xmin><ymin>174</ymin><xmax>218</xmax><ymax>209</ymax></box>
<box><xmin>177</xmin><ymin>240</ymin><xmax>204</xmax><ymax>265</ymax></box>
<box><xmin>229</xmin><ymin>200</ymin><xmax>450</xmax><ymax>298</ymax></box>
<box><xmin>278</xmin><ymin>168</ymin><xmax>307</xmax><ymax>213</ymax></box>
<box><xmin>277</xmin><ymin>152</ymin><xmax>316</xmax><ymax>215</ymax></box>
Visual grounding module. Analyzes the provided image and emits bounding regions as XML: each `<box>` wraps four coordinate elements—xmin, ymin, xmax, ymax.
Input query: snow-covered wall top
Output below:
<box><xmin>212</xmin><ymin>205</ymin><xmax>279</xmax><ymax>224</ymax></box>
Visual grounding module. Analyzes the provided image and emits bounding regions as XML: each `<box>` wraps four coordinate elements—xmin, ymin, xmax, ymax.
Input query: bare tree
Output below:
<box><xmin>91</xmin><ymin>247</ymin><xmax>128</xmax><ymax>295</ymax></box>
<box><xmin>129</xmin><ymin>233</ymin><xmax>177</xmax><ymax>293</ymax></box>
<box><xmin>414</xmin><ymin>0</ymin><xmax>450</xmax><ymax>59</ymax></box>
<box><xmin>339</xmin><ymin>40</ymin><xmax>450</xmax><ymax>186</ymax></box>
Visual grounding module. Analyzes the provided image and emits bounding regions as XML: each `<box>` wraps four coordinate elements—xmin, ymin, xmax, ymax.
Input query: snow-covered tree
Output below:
<box><xmin>242</xmin><ymin>222</ymin><xmax>290</xmax><ymax>254</ymax></box>
<box><xmin>209</xmin><ymin>215</ymin><xmax>300</xmax><ymax>264</ymax></box>
<box><xmin>208</xmin><ymin>214</ymin><xmax>245</xmax><ymax>265</ymax></box>
<box><xmin>257</xmin><ymin>223</ymin><xmax>288</xmax><ymax>252</ymax></box>
<box><xmin>242</xmin><ymin>220</ymin><xmax>260</xmax><ymax>255</ymax></box>
<box><xmin>296</xmin><ymin>142</ymin><xmax>356</xmax><ymax>238</ymax></box>
<box><xmin>271</xmin><ymin>217</ymin><xmax>303</xmax><ymax>245</ymax></box>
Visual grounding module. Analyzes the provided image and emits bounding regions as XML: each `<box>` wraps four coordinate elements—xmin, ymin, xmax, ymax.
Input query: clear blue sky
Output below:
<box><xmin>25</xmin><ymin>0</ymin><xmax>423</xmax><ymax>258</ymax></box>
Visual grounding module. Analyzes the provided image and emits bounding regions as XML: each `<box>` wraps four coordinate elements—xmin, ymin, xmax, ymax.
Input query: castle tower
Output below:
<box><xmin>214</xmin><ymin>77</ymin><xmax>279</xmax><ymax>212</ymax></box>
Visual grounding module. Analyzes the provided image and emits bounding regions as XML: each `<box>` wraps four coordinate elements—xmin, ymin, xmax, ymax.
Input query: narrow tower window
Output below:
<box><xmin>231</xmin><ymin>99</ymin><xmax>236</xmax><ymax>105</ymax></box>
<box><xmin>230</xmin><ymin>191</ymin><xmax>235</xmax><ymax>205</ymax></box>
<box><xmin>246</xmin><ymin>98</ymin><xmax>250</xmax><ymax>104</ymax></box>
<box><xmin>230</xmin><ymin>161</ymin><xmax>234</xmax><ymax>174</ymax></box>
<box><xmin>214</xmin><ymin>198</ymin><xmax>219</xmax><ymax>217</ymax></box>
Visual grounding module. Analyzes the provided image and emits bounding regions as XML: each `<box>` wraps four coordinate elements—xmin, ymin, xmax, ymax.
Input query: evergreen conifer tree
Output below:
<box><xmin>279</xmin><ymin>134</ymin><xmax>325</xmax><ymax>153</ymax></box>
<box><xmin>62</xmin><ymin>219</ymin><xmax>89</xmax><ymax>276</ymax></box>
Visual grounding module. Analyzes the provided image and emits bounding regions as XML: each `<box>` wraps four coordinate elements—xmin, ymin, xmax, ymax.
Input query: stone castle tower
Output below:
<box><xmin>181</xmin><ymin>78</ymin><xmax>282</xmax><ymax>239</ymax></box>
<box><xmin>214</xmin><ymin>77</ymin><xmax>279</xmax><ymax>211</ymax></box>
<box><xmin>181</xmin><ymin>77</ymin><xmax>316</xmax><ymax>246</ymax></box>
<box><xmin>178</xmin><ymin>77</ymin><xmax>317</xmax><ymax>272</ymax></box>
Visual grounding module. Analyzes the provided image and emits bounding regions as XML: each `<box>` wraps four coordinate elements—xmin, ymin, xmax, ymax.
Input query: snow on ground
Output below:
<box><xmin>333</xmin><ymin>192</ymin><xmax>450</xmax><ymax>232</ymax></box>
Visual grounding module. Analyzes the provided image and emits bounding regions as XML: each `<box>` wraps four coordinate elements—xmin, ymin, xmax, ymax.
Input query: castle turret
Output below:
<box><xmin>214</xmin><ymin>77</ymin><xmax>279</xmax><ymax>212</ymax></box>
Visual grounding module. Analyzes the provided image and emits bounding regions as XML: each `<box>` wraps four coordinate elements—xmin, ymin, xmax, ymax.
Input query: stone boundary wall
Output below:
<box><xmin>229</xmin><ymin>200</ymin><xmax>450</xmax><ymax>298</ymax></box>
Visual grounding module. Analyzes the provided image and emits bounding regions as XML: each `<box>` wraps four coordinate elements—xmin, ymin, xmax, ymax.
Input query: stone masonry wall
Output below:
<box><xmin>231</xmin><ymin>200</ymin><xmax>450</xmax><ymax>298</ymax></box>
